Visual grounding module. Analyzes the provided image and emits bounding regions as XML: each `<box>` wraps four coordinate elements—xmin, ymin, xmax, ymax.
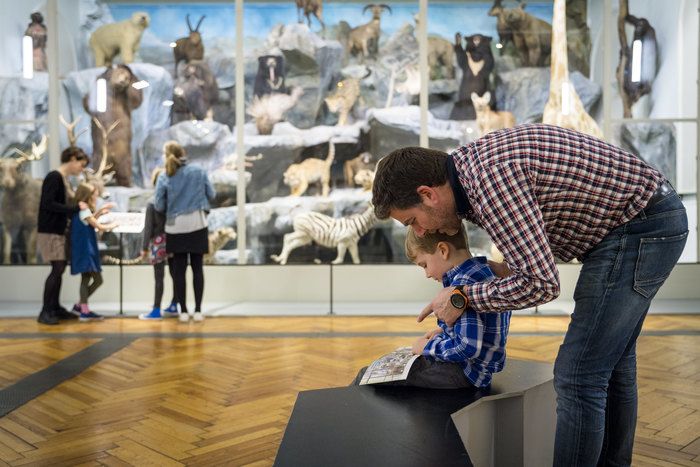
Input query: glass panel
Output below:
<box><xmin>595</xmin><ymin>0</ymin><xmax>698</xmax><ymax>120</ymax></box>
<box><xmin>240</xmin><ymin>0</ymin><xmax>416</xmax><ymax>265</ymax></box>
<box><xmin>56</xmin><ymin>2</ymin><xmax>238</xmax><ymax>265</ymax></box>
<box><xmin>610</xmin><ymin>120</ymin><xmax>697</xmax><ymax>262</ymax></box>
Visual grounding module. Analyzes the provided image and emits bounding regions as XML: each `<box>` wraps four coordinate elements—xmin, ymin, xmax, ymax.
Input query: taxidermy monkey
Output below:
<box><xmin>89</xmin><ymin>12</ymin><xmax>150</xmax><ymax>66</ymax></box>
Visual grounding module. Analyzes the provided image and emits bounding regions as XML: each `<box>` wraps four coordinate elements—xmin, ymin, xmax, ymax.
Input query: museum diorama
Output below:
<box><xmin>0</xmin><ymin>0</ymin><xmax>696</xmax><ymax>267</ymax></box>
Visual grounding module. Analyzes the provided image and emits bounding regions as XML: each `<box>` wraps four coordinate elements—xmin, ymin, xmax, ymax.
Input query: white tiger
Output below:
<box><xmin>270</xmin><ymin>204</ymin><xmax>377</xmax><ymax>265</ymax></box>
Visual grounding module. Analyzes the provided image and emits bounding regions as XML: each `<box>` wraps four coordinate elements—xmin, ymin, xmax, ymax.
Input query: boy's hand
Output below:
<box><xmin>418</xmin><ymin>287</ymin><xmax>464</xmax><ymax>326</ymax></box>
<box><xmin>488</xmin><ymin>260</ymin><xmax>512</xmax><ymax>278</ymax></box>
<box><xmin>412</xmin><ymin>337</ymin><xmax>429</xmax><ymax>355</ymax></box>
<box><xmin>424</xmin><ymin>327</ymin><xmax>442</xmax><ymax>339</ymax></box>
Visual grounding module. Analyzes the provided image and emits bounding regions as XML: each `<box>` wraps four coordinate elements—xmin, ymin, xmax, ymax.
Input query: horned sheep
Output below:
<box><xmin>347</xmin><ymin>4</ymin><xmax>392</xmax><ymax>59</ymax></box>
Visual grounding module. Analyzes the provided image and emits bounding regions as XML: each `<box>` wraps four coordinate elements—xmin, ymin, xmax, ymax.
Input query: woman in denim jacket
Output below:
<box><xmin>155</xmin><ymin>141</ymin><xmax>216</xmax><ymax>322</ymax></box>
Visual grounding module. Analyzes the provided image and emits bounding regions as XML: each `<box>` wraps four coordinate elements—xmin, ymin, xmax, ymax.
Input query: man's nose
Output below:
<box><xmin>413</xmin><ymin>225</ymin><xmax>426</xmax><ymax>237</ymax></box>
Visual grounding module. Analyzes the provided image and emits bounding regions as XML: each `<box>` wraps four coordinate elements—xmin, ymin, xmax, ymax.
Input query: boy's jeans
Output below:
<box><xmin>553</xmin><ymin>192</ymin><xmax>688</xmax><ymax>467</ymax></box>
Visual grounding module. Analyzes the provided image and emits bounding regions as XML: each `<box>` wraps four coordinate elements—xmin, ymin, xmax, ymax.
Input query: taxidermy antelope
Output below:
<box><xmin>174</xmin><ymin>14</ymin><xmax>206</xmax><ymax>77</ymax></box>
<box><xmin>0</xmin><ymin>135</ymin><xmax>47</xmax><ymax>264</ymax></box>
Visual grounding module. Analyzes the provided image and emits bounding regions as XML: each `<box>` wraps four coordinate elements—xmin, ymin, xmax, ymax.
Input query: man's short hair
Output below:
<box><xmin>371</xmin><ymin>147</ymin><xmax>449</xmax><ymax>219</ymax></box>
<box><xmin>405</xmin><ymin>225</ymin><xmax>469</xmax><ymax>262</ymax></box>
<box><xmin>60</xmin><ymin>146</ymin><xmax>90</xmax><ymax>165</ymax></box>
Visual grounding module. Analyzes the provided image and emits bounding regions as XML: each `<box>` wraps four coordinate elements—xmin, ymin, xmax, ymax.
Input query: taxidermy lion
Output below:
<box><xmin>283</xmin><ymin>141</ymin><xmax>335</xmax><ymax>197</ymax></box>
<box><xmin>89</xmin><ymin>12</ymin><xmax>150</xmax><ymax>66</ymax></box>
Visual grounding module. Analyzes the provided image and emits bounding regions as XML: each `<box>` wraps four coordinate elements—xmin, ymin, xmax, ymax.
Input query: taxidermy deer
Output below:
<box><xmin>0</xmin><ymin>135</ymin><xmax>47</xmax><ymax>264</ymax></box>
<box><xmin>88</xmin><ymin>117</ymin><xmax>118</xmax><ymax>196</ymax></box>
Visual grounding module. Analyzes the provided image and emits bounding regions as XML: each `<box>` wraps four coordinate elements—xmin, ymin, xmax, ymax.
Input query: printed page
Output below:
<box><xmin>359</xmin><ymin>347</ymin><xmax>419</xmax><ymax>385</ymax></box>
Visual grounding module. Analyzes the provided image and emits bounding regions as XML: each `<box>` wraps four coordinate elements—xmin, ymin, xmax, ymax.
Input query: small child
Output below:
<box><xmin>353</xmin><ymin>226</ymin><xmax>511</xmax><ymax>389</ymax></box>
<box><xmin>70</xmin><ymin>182</ymin><xmax>117</xmax><ymax>321</ymax></box>
<box><xmin>139</xmin><ymin>168</ymin><xmax>178</xmax><ymax>320</ymax></box>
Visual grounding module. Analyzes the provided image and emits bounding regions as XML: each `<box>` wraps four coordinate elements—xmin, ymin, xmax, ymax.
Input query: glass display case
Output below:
<box><xmin>0</xmin><ymin>0</ymin><xmax>697</xmax><ymax>277</ymax></box>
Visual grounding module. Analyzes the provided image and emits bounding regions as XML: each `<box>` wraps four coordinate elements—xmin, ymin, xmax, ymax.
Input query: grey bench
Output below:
<box><xmin>275</xmin><ymin>359</ymin><xmax>555</xmax><ymax>467</ymax></box>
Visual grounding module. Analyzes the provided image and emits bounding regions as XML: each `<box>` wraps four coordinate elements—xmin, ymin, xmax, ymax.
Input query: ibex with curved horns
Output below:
<box><xmin>173</xmin><ymin>14</ymin><xmax>206</xmax><ymax>76</ymax></box>
<box><xmin>347</xmin><ymin>4</ymin><xmax>392</xmax><ymax>59</ymax></box>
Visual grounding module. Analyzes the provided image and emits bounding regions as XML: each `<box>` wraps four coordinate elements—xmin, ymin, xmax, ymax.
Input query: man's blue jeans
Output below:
<box><xmin>553</xmin><ymin>192</ymin><xmax>688</xmax><ymax>467</ymax></box>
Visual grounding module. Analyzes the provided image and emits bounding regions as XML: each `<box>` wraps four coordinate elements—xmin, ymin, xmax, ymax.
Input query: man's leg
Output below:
<box><xmin>553</xmin><ymin>196</ymin><xmax>687</xmax><ymax>466</ymax></box>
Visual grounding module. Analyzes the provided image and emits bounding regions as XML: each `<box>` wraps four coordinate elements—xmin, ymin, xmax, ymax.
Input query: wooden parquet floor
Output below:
<box><xmin>0</xmin><ymin>315</ymin><xmax>697</xmax><ymax>466</ymax></box>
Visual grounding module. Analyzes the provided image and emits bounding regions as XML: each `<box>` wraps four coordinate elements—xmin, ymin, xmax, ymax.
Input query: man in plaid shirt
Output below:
<box><xmin>372</xmin><ymin>124</ymin><xmax>688</xmax><ymax>466</ymax></box>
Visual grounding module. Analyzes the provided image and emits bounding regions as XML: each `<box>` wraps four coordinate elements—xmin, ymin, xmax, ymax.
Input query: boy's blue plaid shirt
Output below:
<box><xmin>423</xmin><ymin>256</ymin><xmax>512</xmax><ymax>387</ymax></box>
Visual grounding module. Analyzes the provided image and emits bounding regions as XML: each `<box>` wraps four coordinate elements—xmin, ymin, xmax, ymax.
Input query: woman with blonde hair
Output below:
<box><xmin>154</xmin><ymin>141</ymin><xmax>215</xmax><ymax>322</ymax></box>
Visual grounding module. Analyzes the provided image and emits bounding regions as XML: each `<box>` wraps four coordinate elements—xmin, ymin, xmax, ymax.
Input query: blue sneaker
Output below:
<box><xmin>79</xmin><ymin>311</ymin><xmax>104</xmax><ymax>322</ymax></box>
<box><xmin>139</xmin><ymin>307</ymin><xmax>162</xmax><ymax>320</ymax></box>
<box><xmin>163</xmin><ymin>302</ymin><xmax>179</xmax><ymax>318</ymax></box>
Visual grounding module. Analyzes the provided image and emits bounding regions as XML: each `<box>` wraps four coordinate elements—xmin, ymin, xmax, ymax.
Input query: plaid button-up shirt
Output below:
<box><xmin>450</xmin><ymin>124</ymin><xmax>665</xmax><ymax>312</ymax></box>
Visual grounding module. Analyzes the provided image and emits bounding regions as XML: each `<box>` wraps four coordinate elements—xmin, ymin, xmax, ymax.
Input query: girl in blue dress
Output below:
<box><xmin>70</xmin><ymin>182</ymin><xmax>117</xmax><ymax>321</ymax></box>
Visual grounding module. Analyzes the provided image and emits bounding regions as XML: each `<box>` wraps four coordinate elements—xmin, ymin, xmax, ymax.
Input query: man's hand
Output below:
<box><xmin>424</xmin><ymin>327</ymin><xmax>442</xmax><ymax>340</ymax></box>
<box><xmin>418</xmin><ymin>286</ymin><xmax>465</xmax><ymax>327</ymax></box>
<box><xmin>412</xmin><ymin>336</ymin><xmax>429</xmax><ymax>355</ymax></box>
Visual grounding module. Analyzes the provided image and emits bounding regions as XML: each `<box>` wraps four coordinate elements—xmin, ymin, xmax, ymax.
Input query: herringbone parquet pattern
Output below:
<box><xmin>0</xmin><ymin>315</ymin><xmax>696</xmax><ymax>466</ymax></box>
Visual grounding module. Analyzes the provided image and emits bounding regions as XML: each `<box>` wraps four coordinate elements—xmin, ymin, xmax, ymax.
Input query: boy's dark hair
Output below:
<box><xmin>405</xmin><ymin>225</ymin><xmax>469</xmax><ymax>262</ymax></box>
<box><xmin>60</xmin><ymin>146</ymin><xmax>90</xmax><ymax>165</ymax></box>
<box><xmin>371</xmin><ymin>147</ymin><xmax>449</xmax><ymax>219</ymax></box>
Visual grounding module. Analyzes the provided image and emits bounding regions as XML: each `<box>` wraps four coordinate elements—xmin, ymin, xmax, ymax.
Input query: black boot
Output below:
<box><xmin>37</xmin><ymin>309</ymin><xmax>59</xmax><ymax>325</ymax></box>
<box><xmin>54</xmin><ymin>306</ymin><xmax>78</xmax><ymax>320</ymax></box>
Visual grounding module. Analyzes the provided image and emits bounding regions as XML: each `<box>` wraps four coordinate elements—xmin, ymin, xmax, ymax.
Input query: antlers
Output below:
<box><xmin>186</xmin><ymin>14</ymin><xmax>206</xmax><ymax>32</ymax></box>
<box><xmin>59</xmin><ymin>114</ymin><xmax>88</xmax><ymax>148</ymax></box>
<box><xmin>10</xmin><ymin>135</ymin><xmax>48</xmax><ymax>164</ymax></box>
<box><xmin>91</xmin><ymin>117</ymin><xmax>119</xmax><ymax>179</ymax></box>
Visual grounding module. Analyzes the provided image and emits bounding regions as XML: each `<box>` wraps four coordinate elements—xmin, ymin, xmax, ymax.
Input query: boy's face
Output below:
<box><xmin>412</xmin><ymin>242</ymin><xmax>452</xmax><ymax>282</ymax></box>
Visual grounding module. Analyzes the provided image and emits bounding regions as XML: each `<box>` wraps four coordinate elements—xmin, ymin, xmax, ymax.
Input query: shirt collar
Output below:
<box><xmin>445</xmin><ymin>154</ymin><xmax>472</xmax><ymax>219</ymax></box>
<box><xmin>442</xmin><ymin>256</ymin><xmax>487</xmax><ymax>287</ymax></box>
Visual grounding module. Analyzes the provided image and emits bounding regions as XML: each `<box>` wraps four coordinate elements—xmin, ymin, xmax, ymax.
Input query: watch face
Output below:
<box><xmin>450</xmin><ymin>292</ymin><xmax>466</xmax><ymax>309</ymax></box>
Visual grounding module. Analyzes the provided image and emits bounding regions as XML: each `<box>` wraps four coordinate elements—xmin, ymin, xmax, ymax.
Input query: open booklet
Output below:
<box><xmin>359</xmin><ymin>347</ymin><xmax>420</xmax><ymax>385</ymax></box>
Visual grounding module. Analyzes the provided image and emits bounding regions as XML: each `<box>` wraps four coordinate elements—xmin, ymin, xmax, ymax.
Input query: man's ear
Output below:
<box><xmin>416</xmin><ymin>185</ymin><xmax>438</xmax><ymax>206</ymax></box>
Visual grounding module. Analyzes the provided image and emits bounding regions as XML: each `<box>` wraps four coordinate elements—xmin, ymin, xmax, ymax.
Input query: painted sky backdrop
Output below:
<box><xmin>109</xmin><ymin>2</ymin><xmax>553</xmax><ymax>43</ymax></box>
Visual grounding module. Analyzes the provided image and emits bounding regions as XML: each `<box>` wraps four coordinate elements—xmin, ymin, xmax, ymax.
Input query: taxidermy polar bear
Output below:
<box><xmin>89</xmin><ymin>12</ymin><xmax>150</xmax><ymax>67</ymax></box>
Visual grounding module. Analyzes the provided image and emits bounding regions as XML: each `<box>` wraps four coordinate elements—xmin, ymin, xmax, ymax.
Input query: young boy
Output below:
<box><xmin>36</xmin><ymin>146</ymin><xmax>89</xmax><ymax>325</ymax></box>
<box><xmin>353</xmin><ymin>226</ymin><xmax>511</xmax><ymax>389</ymax></box>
